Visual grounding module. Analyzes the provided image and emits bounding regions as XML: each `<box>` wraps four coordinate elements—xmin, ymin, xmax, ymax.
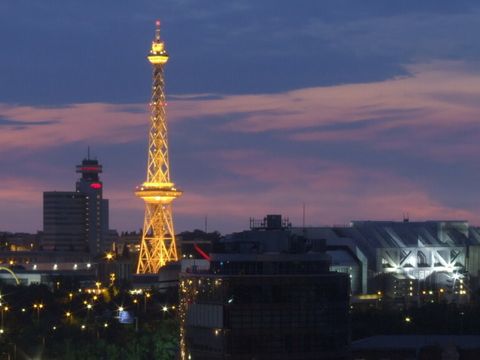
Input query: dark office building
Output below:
<box><xmin>180</xmin><ymin>215</ymin><xmax>350</xmax><ymax>360</ymax></box>
<box><xmin>42</xmin><ymin>191</ymin><xmax>87</xmax><ymax>251</ymax></box>
<box><xmin>42</xmin><ymin>156</ymin><xmax>110</xmax><ymax>256</ymax></box>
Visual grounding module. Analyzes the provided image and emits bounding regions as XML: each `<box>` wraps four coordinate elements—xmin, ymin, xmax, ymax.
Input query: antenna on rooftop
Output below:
<box><xmin>302</xmin><ymin>203</ymin><xmax>306</xmax><ymax>229</ymax></box>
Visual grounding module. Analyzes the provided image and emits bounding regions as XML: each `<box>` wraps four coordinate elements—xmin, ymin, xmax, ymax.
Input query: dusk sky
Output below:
<box><xmin>2</xmin><ymin>1</ymin><xmax>480</xmax><ymax>234</ymax></box>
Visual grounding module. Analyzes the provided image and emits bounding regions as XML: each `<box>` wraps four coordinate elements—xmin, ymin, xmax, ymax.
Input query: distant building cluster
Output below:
<box><xmin>177</xmin><ymin>215</ymin><xmax>480</xmax><ymax>358</ymax></box>
<box><xmin>288</xmin><ymin>219</ymin><xmax>480</xmax><ymax>305</ymax></box>
<box><xmin>0</xmin><ymin>156</ymin><xmax>136</xmax><ymax>288</ymax></box>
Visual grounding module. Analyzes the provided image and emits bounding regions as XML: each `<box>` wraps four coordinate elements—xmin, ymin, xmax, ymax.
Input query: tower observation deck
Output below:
<box><xmin>136</xmin><ymin>21</ymin><xmax>182</xmax><ymax>274</ymax></box>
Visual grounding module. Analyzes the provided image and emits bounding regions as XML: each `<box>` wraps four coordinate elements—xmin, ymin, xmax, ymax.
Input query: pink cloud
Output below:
<box><xmin>164</xmin><ymin>149</ymin><xmax>478</xmax><ymax>232</ymax></box>
<box><xmin>168</xmin><ymin>61</ymin><xmax>480</xmax><ymax>153</ymax></box>
<box><xmin>0</xmin><ymin>103</ymin><xmax>147</xmax><ymax>154</ymax></box>
<box><xmin>1</xmin><ymin>61</ymin><xmax>480</xmax><ymax>233</ymax></box>
<box><xmin>169</xmin><ymin>170</ymin><xmax>476</xmax><ymax>233</ymax></box>
<box><xmin>2</xmin><ymin>61</ymin><xmax>479</xmax><ymax>160</ymax></box>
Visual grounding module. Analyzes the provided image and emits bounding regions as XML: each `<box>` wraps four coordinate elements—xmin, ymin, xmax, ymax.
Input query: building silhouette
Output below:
<box><xmin>179</xmin><ymin>215</ymin><xmax>350</xmax><ymax>359</ymax></box>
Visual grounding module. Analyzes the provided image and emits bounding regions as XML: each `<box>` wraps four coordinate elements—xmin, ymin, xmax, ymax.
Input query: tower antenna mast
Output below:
<box><xmin>135</xmin><ymin>20</ymin><xmax>182</xmax><ymax>274</ymax></box>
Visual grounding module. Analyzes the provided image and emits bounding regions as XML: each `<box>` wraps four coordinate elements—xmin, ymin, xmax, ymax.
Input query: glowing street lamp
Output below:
<box><xmin>144</xmin><ymin>292</ymin><xmax>151</xmax><ymax>312</ymax></box>
<box><xmin>33</xmin><ymin>303</ymin><xmax>44</xmax><ymax>322</ymax></box>
<box><xmin>0</xmin><ymin>305</ymin><xmax>8</xmax><ymax>328</ymax></box>
<box><xmin>86</xmin><ymin>303</ymin><xmax>93</xmax><ymax>320</ymax></box>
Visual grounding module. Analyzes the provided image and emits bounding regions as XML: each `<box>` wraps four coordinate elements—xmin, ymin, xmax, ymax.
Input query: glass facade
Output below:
<box><xmin>180</xmin><ymin>256</ymin><xmax>349</xmax><ymax>359</ymax></box>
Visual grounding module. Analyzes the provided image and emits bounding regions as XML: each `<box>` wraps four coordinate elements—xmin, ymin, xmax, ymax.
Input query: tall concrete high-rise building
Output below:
<box><xmin>136</xmin><ymin>21</ymin><xmax>182</xmax><ymax>274</ymax></box>
<box><xmin>75</xmin><ymin>157</ymin><xmax>109</xmax><ymax>255</ymax></box>
<box><xmin>42</xmin><ymin>156</ymin><xmax>109</xmax><ymax>256</ymax></box>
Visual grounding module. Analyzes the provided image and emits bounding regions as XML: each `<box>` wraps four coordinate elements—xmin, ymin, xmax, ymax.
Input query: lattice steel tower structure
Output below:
<box><xmin>136</xmin><ymin>21</ymin><xmax>182</xmax><ymax>274</ymax></box>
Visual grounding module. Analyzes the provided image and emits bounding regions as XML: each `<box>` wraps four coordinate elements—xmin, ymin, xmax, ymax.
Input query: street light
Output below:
<box><xmin>0</xmin><ymin>305</ymin><xmax>8</xmax><ymax>328</ymax></box>
<box><xmin>144</xmin><ymin>292</ymin><xmax>151</xmax><ymax>313</ymax></box>
<box><xmin>86</xmin><ymin>303</ymin><xmax>93</xmax><ymax>321</ymax></box>
<box><xmin>33</xmin><ymin>303</ymin><xmax>44</xmax><ymax>322</ymax></box>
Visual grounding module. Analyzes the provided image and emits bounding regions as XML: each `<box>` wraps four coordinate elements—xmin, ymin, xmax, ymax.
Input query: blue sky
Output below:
<box><xmin>2</xmin><ymin>1</ymin><xmax>480</xmax><ymax>233</ymax></box>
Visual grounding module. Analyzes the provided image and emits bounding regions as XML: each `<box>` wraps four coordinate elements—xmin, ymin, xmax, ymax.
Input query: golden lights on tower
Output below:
<box><xmin>136</xmin><ymin>20</ymin><xmax>182</xmax><ymax>274</ymax></box>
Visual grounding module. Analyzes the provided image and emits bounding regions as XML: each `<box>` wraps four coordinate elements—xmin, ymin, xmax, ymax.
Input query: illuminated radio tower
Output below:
<box><xmin>136</xmin><ymin>21</ymin><xmax>182</xmax><ymax>274</ymax></box>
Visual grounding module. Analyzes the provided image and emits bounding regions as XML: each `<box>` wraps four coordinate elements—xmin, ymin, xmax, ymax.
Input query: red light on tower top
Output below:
<box><xmin>90</xmin><ymin>183</ymin><xmax>102</xmax><ymax>190</ymax></box>
<box><xmin>154</xmin><ymin>20</ymin><xmax>161</xmax><ymax>42</ymax></box>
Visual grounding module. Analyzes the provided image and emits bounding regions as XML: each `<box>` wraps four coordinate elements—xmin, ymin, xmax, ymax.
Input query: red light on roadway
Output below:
<box><xmin>90</xmin><ymin>183</ymin><xmax>102</xmax><ymax>190</ymax></box>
